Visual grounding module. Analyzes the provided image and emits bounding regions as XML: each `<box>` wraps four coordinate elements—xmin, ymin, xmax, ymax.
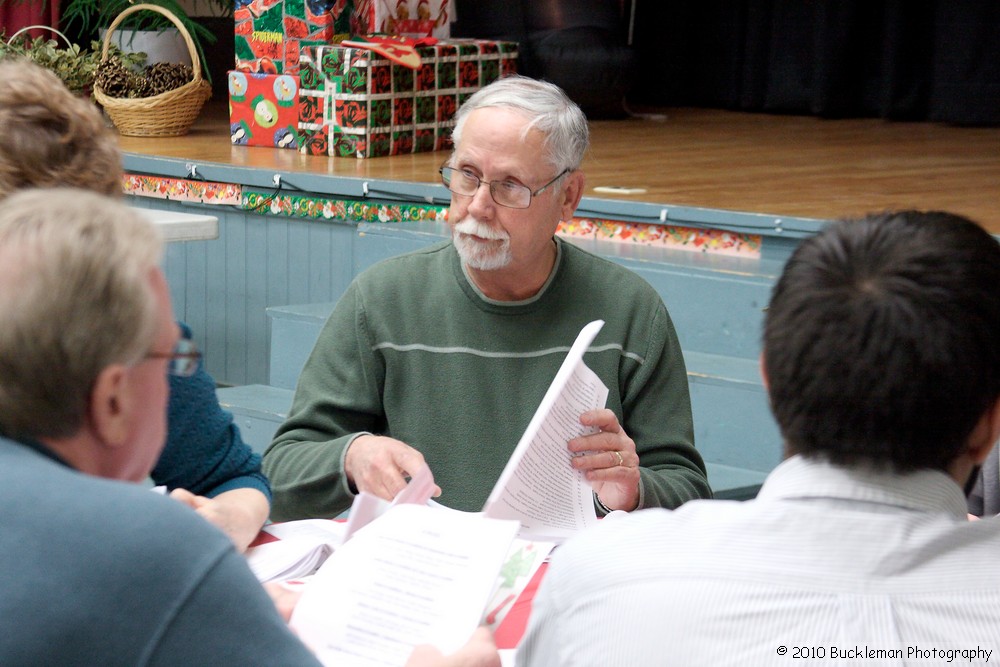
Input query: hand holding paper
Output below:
<box><xmin>569</xmin><ymin>408</ymin><xmax>642</xmax><ymax>511</ymax></box>
<box><xmin>345</xmin><ymin>435</ymin><xmax>441</xmax><ymax>502</ymax></box>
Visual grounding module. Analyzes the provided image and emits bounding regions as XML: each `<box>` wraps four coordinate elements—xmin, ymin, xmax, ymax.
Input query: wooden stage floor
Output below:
<box><xmin>119</xmin><ymin>100</ymin><xmax>1000</xmax><ymax>234</ymax></box>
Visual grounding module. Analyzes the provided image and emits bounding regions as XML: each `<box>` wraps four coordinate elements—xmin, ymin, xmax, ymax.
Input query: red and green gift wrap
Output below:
<box><xmin>234</xmin><ymin>0</ymin><xmax>352</xmax><ymax>75</ymax></box>
<box><xmin>297</xmin><ymin>39</ymin><xmax>518</xmax><ymax>158</ymax></box>
<box><xmin>350</xmin><ymin>0</ymin><xmax>453</xmax><ymax>39</ymax></box>
<box><xmin>229</xmin><ymin>71</ymin><xmax>301</xmax><ymax>149</ymax></box>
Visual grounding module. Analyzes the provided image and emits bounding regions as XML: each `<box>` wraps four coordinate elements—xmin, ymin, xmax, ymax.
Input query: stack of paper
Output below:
<box><xmin>245</xmin><ymin>519</ymin><xmax>347</xmax><ymax>583</ymax></box>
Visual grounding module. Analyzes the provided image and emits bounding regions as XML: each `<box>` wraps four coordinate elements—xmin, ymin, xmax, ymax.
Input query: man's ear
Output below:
<box><xmin>88</xmin><ymin>364</ymin><xmax>132</xmax><ymax>449</ymax></box>
<box><xmin>967</xmin><ymin>396</ymin><xmax>1000</xmax><ymax>465</ymax></box>
<box><xmin>981</xmin><ymin>396</ymin><xmax>1000</xmax><ymax>462</ymax></box>
<box><xmin>559</xmin><ymin>169</ymin><xmax>586</xmax><ymax>222</ymax></box>
<box><xmin>758</xmin><ymin>354</ymin><xmax>770</xmax><ymax>393</ymax></box>
<box><xmin>990</xmin><ymin>396</ymin><xmax>1000</xmax><ymax>444</ymax></box>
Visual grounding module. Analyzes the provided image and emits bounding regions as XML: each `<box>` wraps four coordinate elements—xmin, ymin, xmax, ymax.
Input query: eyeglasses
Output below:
<box><xmin>439</xmin><ymin>166</ymin><xmax>570</xmax><ymax>209</ymax></box>
<box><xmin>145</xmin><ymin>337</ymin><xmax>201</xmax><ymax>377</ymax></box>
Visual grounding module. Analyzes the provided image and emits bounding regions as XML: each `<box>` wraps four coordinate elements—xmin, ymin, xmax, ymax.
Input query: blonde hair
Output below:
<box><xmin>0</xmin><ymin>60</ymin><xmax>123</xmax><ymax>200</ymax></box>
<box><xmin>0</xmin><ymin>188</ymin><xmax>163</xmax><ymax>440</ymax></box>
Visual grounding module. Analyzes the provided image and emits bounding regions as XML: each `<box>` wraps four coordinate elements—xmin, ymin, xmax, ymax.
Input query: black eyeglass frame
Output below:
<box><xmin>439</xmin><ymin>166</ymin><xmax>571</xmax><ymax>209</ymax></box>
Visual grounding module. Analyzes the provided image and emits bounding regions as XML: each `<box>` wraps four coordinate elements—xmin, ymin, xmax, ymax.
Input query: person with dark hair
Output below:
<box><xmin>263</xmin><ymin>75</ymin><xmax>709</xmax><ymax>521</ymax></box>
<box><xmin>0</xmin><ymin>59</ymin><xmax>268</xmax><ymax>551</ymax></box>
<box><xmin>517</xmin><ymin>210</ymin><xmax>1000</xmax><ymax>665</ymax></box>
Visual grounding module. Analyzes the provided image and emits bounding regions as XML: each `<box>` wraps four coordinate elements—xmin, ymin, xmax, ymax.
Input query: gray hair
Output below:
<box><xmin>0</xmin><ymin>188</ymin><xmax>164</xmax><ymax>440</ymax></box>
<box><xmin>450</xmin><ymin>75</ymin><xmax>590</xmax><ymax>172</ymax></box>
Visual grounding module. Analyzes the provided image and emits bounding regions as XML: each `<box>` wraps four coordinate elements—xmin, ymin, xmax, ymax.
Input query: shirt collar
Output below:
<box><xmin>757</xmin><ymin>454</ymin><xmax>969</xmax><ymax>520</ymax></box>
<box><xmin>9</xmin><ymin>436</ymin><xmax>76</xmax><ymax>470</ymax></box>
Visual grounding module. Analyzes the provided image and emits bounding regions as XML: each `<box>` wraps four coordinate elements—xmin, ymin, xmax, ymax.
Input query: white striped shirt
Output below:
<box><xmin>517</xmin><ymin>455</ymin><xmax>1000</xmax><ymax>666</ymax></box>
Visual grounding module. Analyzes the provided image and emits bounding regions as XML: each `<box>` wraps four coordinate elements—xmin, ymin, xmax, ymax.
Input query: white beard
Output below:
<box><xmin>452</xmin><ymin>217</ymin><xmax>512</xmax><ymax>270</ymax></box>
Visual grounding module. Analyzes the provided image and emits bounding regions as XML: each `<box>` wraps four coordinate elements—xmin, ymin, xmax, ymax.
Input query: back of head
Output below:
<box><xmin>0</xmin><ymin>60</ymin><xmax>123</xmax><ymax>200</ymax></box>
<box><xmin>764</xmin><ymin>211</ymin><xmax>1000</xmax><ymax>472</ymax></box>
<box><xmin>451</xmin><ymin>75</ymin><xmax>589</xmax><ymax>172</ymax></box>
<box><xmin>0</xmin><ymin>188</ymin><xmax>163</xmax><ymax>441</ymax></box>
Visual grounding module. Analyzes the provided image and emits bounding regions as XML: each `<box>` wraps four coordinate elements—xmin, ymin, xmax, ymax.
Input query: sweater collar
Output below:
<box><xmin>454</xmin><ymin>237</ymin><xmax>564</xmax><ymax>307</ymax></box>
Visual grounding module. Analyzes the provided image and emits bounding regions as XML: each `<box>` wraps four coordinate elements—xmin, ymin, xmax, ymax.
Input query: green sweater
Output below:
<box><xmin>263</xmin><ymin>238</ymin><xmax>709</xmax><ymax>520</ymax></box>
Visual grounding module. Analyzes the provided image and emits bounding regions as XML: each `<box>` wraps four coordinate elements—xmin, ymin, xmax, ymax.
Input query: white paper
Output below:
<box><xmin>341</xmin><ymin>491</ymin><xmax>391</xmax><ymax>543</ymax></box>
<box><xmin>246</xmin><ymin>539</ymin><xmax>334</xmax><ymax>583</ymax></box>
<box><xmin>482</xmin><ymin>320</ymin><xmax>608</xmax><ymax>542</ymax></box>
<box><xmin>262</xmin><ymin>518</ymin><xmax>348</xmax><ymax>543</ymax></box>
<box><xmin>290</xmin><ymin>503</ymin><xmax>519</xmax><ymax>667</ymax></box>
<box><xmin>245</xmin><ymin>519</ymin><xmax>347</xmax><ymax>583</ymax></box>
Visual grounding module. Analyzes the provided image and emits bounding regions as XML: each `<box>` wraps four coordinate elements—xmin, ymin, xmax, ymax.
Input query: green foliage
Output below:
<box><xmin>0</xmin><ymin>32</ymin><xmax>145</xmax><ymax>96</ymax></box>
<box><xmin>1</xmin><ymin>0</ymin><xmax>230</xmax><ymax>83</ymax></box>
<box><xmin>62</xmin><ymin>0</ymin><xmax>224</xmax><ymax>82</ymax></box>
<box><xmin>63</xmin><ymin>0</ymin><xmax>225</xmax><ymax>46</ymax></box>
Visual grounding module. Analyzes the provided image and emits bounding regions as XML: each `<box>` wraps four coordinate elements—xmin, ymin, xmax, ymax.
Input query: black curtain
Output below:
<box><xmin>630</xmin><ymin>0</ymin><xmax>1000</xmax><ymax>125</ymax></box>
<box><xmin>452</xmin><ymin>0</ymin><xmax>636</xmax><ymax>118</ymax></box>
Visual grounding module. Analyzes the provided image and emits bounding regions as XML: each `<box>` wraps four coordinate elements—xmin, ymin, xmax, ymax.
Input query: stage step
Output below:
<box><xmin>217</xmin><ymin>384</ymin><xmax>294</xmax><ymax>455</ymax></box>
<box><xmin>267</xmin><ymin>302</ymin><xmax>337</xmax><ymax>390</ymax></box>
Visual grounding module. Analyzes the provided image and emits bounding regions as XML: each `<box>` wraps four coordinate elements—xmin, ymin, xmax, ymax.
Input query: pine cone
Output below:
<box><xmin>143</xmin><ymin>62</ymin><xmax>194</xmax><ymax>96</ymax></box>
<box><xmin>94</xmin><ymin>58</ymin><xmax>132</xmax><ymax>98</ymax></box>
<box><xmin>128</xmin><ymin>72</ymin><xmax>155</xmax><ymax>99</ymax></box>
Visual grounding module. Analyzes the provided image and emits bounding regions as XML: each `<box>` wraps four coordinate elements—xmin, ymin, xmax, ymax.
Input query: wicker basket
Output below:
<box><xmin>94</xmin><ymin>3</ymin><xmax>212</xmax><ymax>137</ymax></box>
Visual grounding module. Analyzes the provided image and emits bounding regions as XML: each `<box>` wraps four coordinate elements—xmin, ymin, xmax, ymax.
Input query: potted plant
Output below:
<box><xmin>65</xmin><ymin>0</ymin><xmax>228</xmax><ymax>79</ymax></box>
<box><xmin>1</xmin><ymin>0</ymin><xmax>229</xmax><ymax>82</ymax></box>
<box><xmin>0</xmin><ymin>26</ymin><xmax>143</xmax><ymax>96</ymax></box>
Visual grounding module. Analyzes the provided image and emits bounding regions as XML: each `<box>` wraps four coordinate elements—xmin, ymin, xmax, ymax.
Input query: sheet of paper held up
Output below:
<box><xmin>482</xmin><ymin>319</ymin><xmax>608</xmax><ymax>542</ymax></box>
<box><xmin>290</xmin><ymin>503</ymin><xmax>519</xmax><ymax>667</ymax></box>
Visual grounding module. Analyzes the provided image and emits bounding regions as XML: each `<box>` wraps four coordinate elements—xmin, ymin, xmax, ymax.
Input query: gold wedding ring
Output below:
<box><xmin>612</xmin><ymin>450</ymin><xmax>624</xmax><ymax>467</ymax></box>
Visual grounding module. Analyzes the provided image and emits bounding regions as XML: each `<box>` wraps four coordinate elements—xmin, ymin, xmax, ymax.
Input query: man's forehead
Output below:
<box><xmin>453</xmin><ymin>136</ymin><xmax>548</xmax><ymax>180</ymax></box>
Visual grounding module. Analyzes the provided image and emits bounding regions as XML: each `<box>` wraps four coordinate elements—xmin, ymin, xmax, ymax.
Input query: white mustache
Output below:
<box><xmin>453</xmin><ymin>218</ymin><xmax>508</xmax><ymax>242</ymax></box>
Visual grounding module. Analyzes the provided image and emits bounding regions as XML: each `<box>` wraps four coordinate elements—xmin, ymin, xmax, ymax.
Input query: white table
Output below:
<box><xmin>135</xmin><ymin>207</ymin><xmax>219</xmax><ymax>242</ymax></box>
